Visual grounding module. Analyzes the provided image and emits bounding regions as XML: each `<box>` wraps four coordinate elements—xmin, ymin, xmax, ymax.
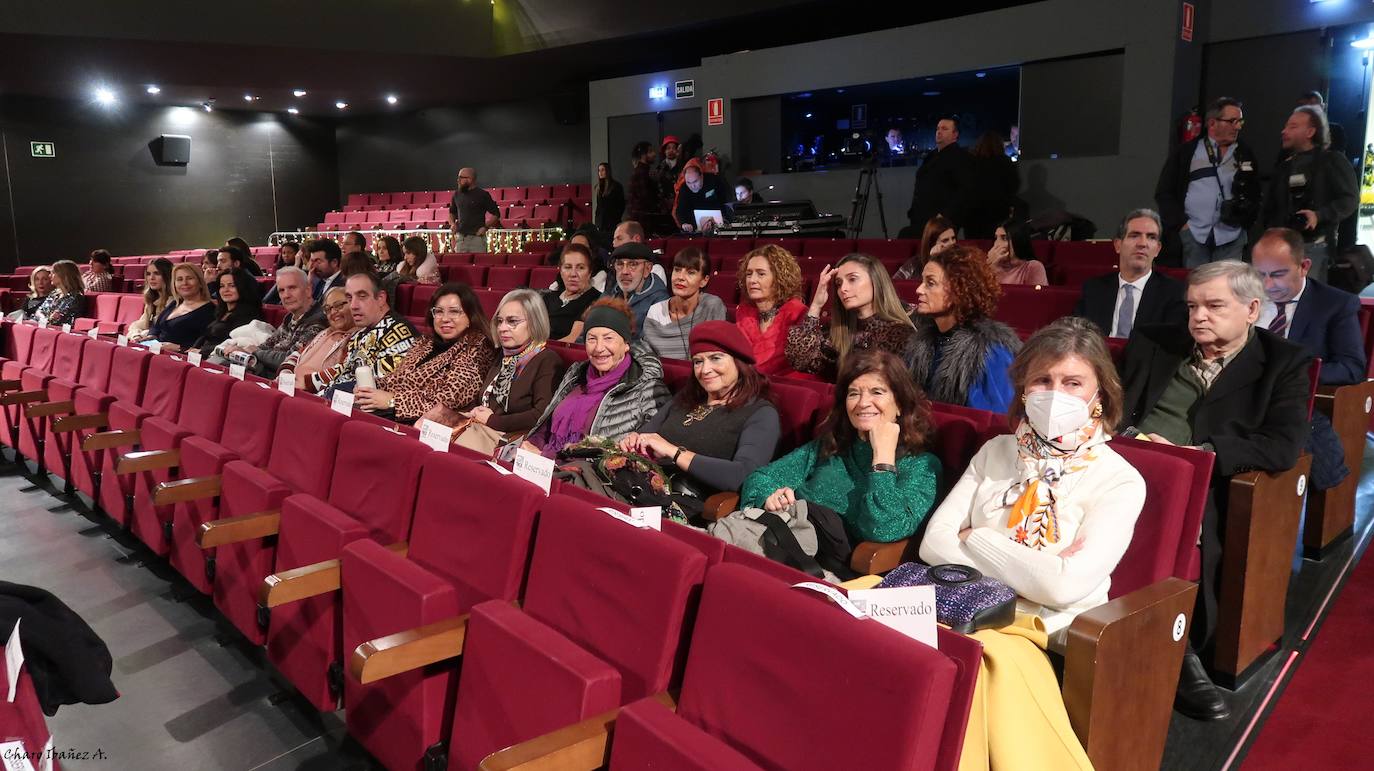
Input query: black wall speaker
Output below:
<box><xmin>155</xmin><ymin>134</ymin><xmax>192</xmax><ymax>165</ymax></box>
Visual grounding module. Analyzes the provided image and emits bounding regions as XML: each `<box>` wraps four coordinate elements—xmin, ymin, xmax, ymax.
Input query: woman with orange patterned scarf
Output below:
<box><xmin>912</xmin><ymin>316</ymin><xmax>1144</xmax><ymax>769</ymax></box>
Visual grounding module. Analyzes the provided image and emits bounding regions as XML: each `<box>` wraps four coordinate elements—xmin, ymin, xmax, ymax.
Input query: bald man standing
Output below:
<box><xmin>447</xmin><ymin>167</ymin><xmax>502</xmax><ymax>253</ymax></box>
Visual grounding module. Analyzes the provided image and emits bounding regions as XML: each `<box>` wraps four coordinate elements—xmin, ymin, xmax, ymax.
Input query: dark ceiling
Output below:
<box><xmin>0</xmin><ymin>1</ymin><xmax>1035</xmax><ymax>117</ymax></box>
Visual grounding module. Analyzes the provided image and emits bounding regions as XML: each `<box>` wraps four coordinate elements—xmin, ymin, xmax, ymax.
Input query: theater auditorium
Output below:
<box><xmin>0</xmin><ymin>1</ymin><xmax>1371</xmax><ymax>769</ymax></box>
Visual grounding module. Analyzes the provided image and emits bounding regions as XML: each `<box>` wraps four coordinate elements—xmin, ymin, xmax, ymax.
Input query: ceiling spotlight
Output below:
<box><xmin>287</xmin><ymin>107</ymin><xmax>299</xmax><ymax>115</ymax></box>
<box><xmin>293</xmin><ymin>89</ymin><xmax>308</xmax><ymax>97</ymax></box>
<box><xmin>975</xmin><ymin>72</ymin><xmax>987</xmax><ymax>78</ymax></box>
<box><xmin>244</xmin><ymin>94</ymin><xmax>257</xmax><ymax>102</ymax></box>
<box><xmin>94</xmin><ymin>87</ymin><xmax>116</xmax><ymax>106</ymax></box>
<box><xmin>146</xmin><ymin>85</ymin><xmax>161</xmax><ymax>95</ymax></box>
<box><xmin>385</xmin><ymin>94</ymin><xmax>398</xmax><ymax>105</ymax></box>
<box><xmin>335</xmin><ymin>101</ymin><xmax>348</xmax><ymax>110</ymax></box>
<box><xmin>202</xmin><ymin>99</ymin><xmax>215</xmax><ymax>112</ymax></box>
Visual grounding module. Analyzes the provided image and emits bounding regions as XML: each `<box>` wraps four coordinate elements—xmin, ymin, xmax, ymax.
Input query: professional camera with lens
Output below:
<box><xmin>1286</xmin><ymin>177</ymin><xmax>1313</xmax><ymax>232</ymax></box>
<box><xmin>1219</xmin><ymin>195</ymin><xmax>1256</xmax><ymax>228</ymax></box>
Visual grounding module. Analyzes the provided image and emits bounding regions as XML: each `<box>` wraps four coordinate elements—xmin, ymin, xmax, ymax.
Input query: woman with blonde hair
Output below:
<box><xmin>144</xmin><ymin>262</ymin><xmax>215</xmax><ymax>350</ymax></box>
<box><xmin>33</xmin><ymin>260</ymin><xmax>86</xmax><ymax>326</ymax></box>
<box><xmin>787</xmin><ymin>253</ymin><xmax>914</xmax><ymax>381</ymax></box>
<box><xmin>128</xmin><ymin>258</ymin><xmax>174</xmax><ymax>337</ymax></box>
<box><xmin>17</xmin><ymin>266</ymin><xmax>52</xmax><ymax>320</ymax></box>
<box><xmin>733</xmin><ymin>244</ymin><xmax>808</xmax><ymax>377</ymax></box>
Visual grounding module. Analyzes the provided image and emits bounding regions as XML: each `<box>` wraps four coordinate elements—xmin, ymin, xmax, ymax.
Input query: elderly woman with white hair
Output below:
<box><xmin>452</xmin><ymin>288</ymin><xmax>566</xmax><ymax>455</ymax></box>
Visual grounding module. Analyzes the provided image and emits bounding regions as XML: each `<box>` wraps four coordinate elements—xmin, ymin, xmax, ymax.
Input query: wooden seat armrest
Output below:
<box><xmin>0</xmin><ymin>389</ymin><xmax>46</xmax><ymax>406</ymax></box>
<box><xmin>115</xmin><ymin>449</ymin><xmax>180</xmax><ymax>475</ymax></box>
<box><xmin>851</xmin><ymin>538</ymin><xmax>913</xmax><ymax>575</ymax></box>
<box><xmin>153</xmin><ymin>475</ymin><xmax>221</xmax><ymax>506</ymax></box>
<box><xmin>0</xmin><ymin>379</ymin><xmax>20</xmax><ymax>392</ymax></box>
<box><xmin>81</xmin><ymin>429</ymin><xmax>141</xmax><ymax>452</ymax></box>
<box><xmin>350</xmin><ymin>613</ymin><xmax>472</xmax><ymax>685</ymax></box>
<box><xmin>196</xmin><ymin>509</ymin><xmax>281</xmax><ymax>548</ymax></box>
<box><xmin>261</xmin><ymin>542</ymin><xmax>408</xmax><ymax>608</ymax></box>
<box><xmin>24</xmin><ymin>400</ymin><xmax>75</xmax><ymax>419</ymax></box>
<box><xmin>1062</xmin><ymin>577</ymin><xmax>1197</xmax><ymax>771</ymax></box>
<box><xmin>52</xmin><ymin>413</ymin><xmax>108</xmax><ymax>434</ymax></box>
<box><xmin>702</xmin><ymin>492</ymin><xmax>739</xmax><ymax>521</ymax></box>
<box><xmin>478</xmin><ymin>692</ymin><xmax>678</xmax><ymax>771</ymax></box>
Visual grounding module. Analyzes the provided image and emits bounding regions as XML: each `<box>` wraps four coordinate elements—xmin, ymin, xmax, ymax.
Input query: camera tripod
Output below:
<box><xmin>848</xmin><ymin>157</ymin><xmax>889</xmax><ymax>239</ymax></box>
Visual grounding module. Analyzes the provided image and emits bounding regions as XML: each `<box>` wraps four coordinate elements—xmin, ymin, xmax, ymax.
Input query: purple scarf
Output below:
<box><xmin>542</xmin><ymin>354</ymin><xmax>633</xmax><ymax>458</ymax></box>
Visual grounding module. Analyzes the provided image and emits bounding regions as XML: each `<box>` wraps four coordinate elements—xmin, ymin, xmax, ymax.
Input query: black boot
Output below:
<box><xmin>1175</xmin><ymin>649</ymin><xmax>1230</xmax><ymax>721</ymax></box>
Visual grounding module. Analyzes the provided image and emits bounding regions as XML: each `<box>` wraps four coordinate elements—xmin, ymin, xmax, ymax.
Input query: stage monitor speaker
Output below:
<box><xmin>155</xmin><ymin>134</ymin><xmax>192</xmax><ymax>165</ymax></box>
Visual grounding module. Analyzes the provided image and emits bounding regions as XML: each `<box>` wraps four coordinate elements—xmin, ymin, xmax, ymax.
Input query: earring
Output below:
<box><xmin>1090</xmin><ymin>401</ymin><xmax>1103</xmax><ymax>419</ymax></box>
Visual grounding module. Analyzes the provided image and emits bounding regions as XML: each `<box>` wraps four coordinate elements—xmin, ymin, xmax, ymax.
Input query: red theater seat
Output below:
<box><xmin>486</xmin><ymin>266</ymin><xmax>531</xmax><ymax>291</ymax></box>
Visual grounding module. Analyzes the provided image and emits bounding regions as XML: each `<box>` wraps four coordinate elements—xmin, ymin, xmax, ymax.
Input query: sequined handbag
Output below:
<box><xmin>878</xmin><ymin>563</ymin><xmax>1017</xmax><ymax>633</ymax></box>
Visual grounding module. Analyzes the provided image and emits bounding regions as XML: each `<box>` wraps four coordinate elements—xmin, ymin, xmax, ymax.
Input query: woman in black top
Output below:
<box><xmin>619</xmin><ymin>321</ymin><xmax>781</xmax><ymax>499</ymax></box>
<box><xmin>541</xmin><ymin>243</ymin><xmax>601</xmax><ymax>342</ymax></box>
<box><xmin>20</xmin><ymin>266</ymin><xmax>52</xmax><ymax>320</ymax></box>
<box><xmin>34</xmin><ymin>260</ymin><xmax>86</xmax><ymax>326</ymax></box>
<box><xmin>150</xmin><ymin>263</ymin><xmax>216</xmax><ymax>351</ymax></box>
<box><xmin>194</xmin><ymin>269</ymin><xmax>264</xmax><ymax>356</ymax></box>
<box><xmin>594</xmin><ymin>162</ymin><xmax>626</xmax><ymax>232</ymax></box>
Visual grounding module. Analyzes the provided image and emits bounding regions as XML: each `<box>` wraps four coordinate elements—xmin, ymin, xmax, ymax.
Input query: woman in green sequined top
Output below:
<box><xmin>740</xmin><ymin>349</ymin><xmax>940</xmax><ymax>543</ymax></box>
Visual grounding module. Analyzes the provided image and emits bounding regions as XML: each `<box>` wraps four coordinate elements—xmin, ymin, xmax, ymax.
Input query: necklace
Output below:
<box><xmin>757</xmin><ymin>305</ymin><xmax>780</xmax><ymax>325</ymax></box>
<box><xmin>683</xmin><ymin>403</ymin><xmax>720</xmax><ymax>425</ymax></box>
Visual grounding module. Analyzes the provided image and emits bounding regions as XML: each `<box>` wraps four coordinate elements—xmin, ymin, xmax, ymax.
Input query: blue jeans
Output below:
<box><xmin>1181</xmin><ymin>228</ymin><xmax>1246</xmax><ymax>268</ymax></box>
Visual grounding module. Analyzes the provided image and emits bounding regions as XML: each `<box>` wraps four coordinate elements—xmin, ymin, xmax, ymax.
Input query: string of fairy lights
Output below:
<box><xmin>266</xmin><ymin>227</ymin><xmax>566</xmax><ymax>255</ymax></box>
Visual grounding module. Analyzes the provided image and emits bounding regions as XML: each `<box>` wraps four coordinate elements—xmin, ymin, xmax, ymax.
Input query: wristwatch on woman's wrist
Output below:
<box><xmin>871</xmin><ymin>463</ymin><xmax>897</xmax><ymax>474</ymax></box>
<box><xmin>672</xmin><ymin>446</ymin><xmax>686</xmax><ymax>464</ymax></box>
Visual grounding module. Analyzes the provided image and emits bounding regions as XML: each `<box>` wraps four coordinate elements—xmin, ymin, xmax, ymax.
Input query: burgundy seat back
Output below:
<box><xmin>930</xmin><ymin>412</ymin><xmax>983</xmax><ymax>497</ymax></box>
<box><xmin>27</xmin><ymin>327</ymin><xmax>59</xmax><ymax>372</ymax></box>
<box><xmin>174</xmin><ymin>367</ymin><xmax>235</xmax><ymax>442</ymax></box>
<box><xmin>93</xmin><ymin>293</ymin><xmax>121</xmax><ymax>322</ymax></box>
<box><xmin>116</xmin><ymin>295</ymin><xmax>145</xmax><ymax>323</ymax></box>
<box><xmin>769</xmin><ymin>380</ymin><xmax>823</xmax><ymax>452</ymax></box>
<box><xmin>50</xmin><ymin>334</ymin><xmax>85</xmax><ymax>381</ymax></box>
<box><xmin>1109</xmin><ymin>438</ymin><xmax>1214</xmax><ymax>584</ymax></box>
<box><xmin>325</xmin><ymin>422</ymin><xmax>427</xmax><ymax>542</ymax></box>
<box><xmin>265</xmin><ymin>398</ymin><xmax>346</xmax><ymax>499</ymax></box>
<box><xmin>672</xmin><ymin>564</ymin><xmax>955</xmax><ymax>770</ymax></box>
<box><xmin>105</xmin><ymin>346</ymin><xmax>151</xmax><ymax>403</ymax></box>
<box><xmin>524</xmin><ymin>496</ymin><xmax>708</xmax><ymax>702</ymax></box>
<box><xmin>1105</xmin><ymin>440</ymin><xmax>1210</xmax><ymax>597</ymax></box>
<box><xmin>215</xmin><ymin>381</ymin><xmax>287</xmax><ymax>466</ymax></box>
<box><xmin>76</xmin><ymin>340</ymin><xmax>117</xmax><ymax>392</ymax></box>
<box><xmin>406</xmin><ymin>453</ymin><xmax>543</xmax><ymax>608</ymax></box>
<box><xmin>137</xmin><ymin>354</ymin><xmax>190</xmax><ymax>419</ymax></box>
<box><xmin>5</xmin><ymin>324</ymin><xmax>38</xmax><ymax>364</ymax></box>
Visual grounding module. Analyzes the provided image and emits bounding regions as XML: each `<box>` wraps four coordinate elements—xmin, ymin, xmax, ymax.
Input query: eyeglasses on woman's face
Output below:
<box><xmin>494</xmin><ymin>315</ymin><xmax>525</xmax><ymax>328</ymax></box>
<box><xmin>431</xmin><ymin>306</ymin><xmax>466</xmax><ymax>319</ymax></box>
<box><xmin>324</xmin><ymin>300</ymin><xmax>349</xmax><ymax>314</ymax></box>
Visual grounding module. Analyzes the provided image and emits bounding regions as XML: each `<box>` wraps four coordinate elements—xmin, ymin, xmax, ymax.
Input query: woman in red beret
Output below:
<box><xmin>619</xmin><ymin>320</ymin><xmax>781</xmax><ymax>501</ymax></box>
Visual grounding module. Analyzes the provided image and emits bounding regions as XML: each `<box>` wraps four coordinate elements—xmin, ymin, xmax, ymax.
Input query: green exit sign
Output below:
<box><xmin>30</xmin><ymin>142</ymin><xmax>55</xmax><ymax>158</ymax></box>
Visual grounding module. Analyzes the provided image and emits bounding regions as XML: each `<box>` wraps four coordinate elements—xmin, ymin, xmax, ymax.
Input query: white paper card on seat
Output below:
<box><xmin>847</xmin><ymin>585</ymin><xmax>938</xmax><ymax>648</ymax></box>
<box><xmin>5</xmin><ymin>619</ymin><xmax>21</xmax><ymax>703</ymax></box>
<box><xmin>512</xmin><ymin>447</ymin><xmax>554</xmax><ymax>495</ymax></box>
<box><xmin>187</xmin><ymin>351</ymin><xmax>202</xmax><ymax>367</ymax></box>
<box><xmin>417</xmin><ymin>419</ymin><xmax>451</xmax><ymax>452</ymax></box>
<box><xmin>144</xmin><ymin>340</ymin><xmax>162</xmax><ymax>355</ymax></box>
<box><xmin>276</xmin><ymin>372</ymin><xmax>295</xmax><ymax>396</ymax></box>
<box><xmin>629</xmin><ymin>506</ymin><xmax>662</xmax><ymax>531</ymax></box>
<box><xmin>60</xmin><ymin>324</ymin><xmax>71</xmax><ymax>334</ymax></box>
<box><xmin>115</xmin><ymin>335</ymin><xmax>128</xmax><ymax>347</ymax></box>
<box><xmin>485</xmin><ymin>460</ymin><xmax>513</xmax><ymax>475</ymax></box>
<box><xmin>0</xmin><ymin>740</ymin><xmax>34</xmax><ymax>771</ymax></box>
<box><xmin>37</xmin><ymin>736</ymin><xmax>51</xmax><ymax>771</ymax></box>
<box><xmin>86</xmin><ymin>328</ymin><xmax>98</xmax><ymax>341</ymax></box>
<box><xmin>229</xmin><ymin>363</ymin><xmax>246</xmax><ymax>381</ymax></box>
<box><xmin>791</xmin><ymin>582</ymin><xmax>867</xmax><ymax>619</ymax></box>
<box><xmin>330</xmin><ymin>390</ymin><xmax>354</xmax><ymax>416</ymax></box>
<box><xmin>36</xmin><ymin>320</ymin><xmax>47</xmax><ymax>330</ymax></box>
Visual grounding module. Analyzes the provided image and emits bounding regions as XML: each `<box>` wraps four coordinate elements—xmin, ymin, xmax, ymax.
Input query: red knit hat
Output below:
<box><xmin>661</xmin><ymin>135</ymin><xmax>681</xmax><ymax>148</ymax></box>
<box><xmin>689</xmin><ymin>321</ymin><xmax>755</xmax><ymax>364</ymax></box>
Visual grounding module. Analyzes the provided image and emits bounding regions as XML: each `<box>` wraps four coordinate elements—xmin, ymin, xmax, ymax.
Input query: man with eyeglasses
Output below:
<box><xmin>606</xmin><ymin>242</ymin><xmax>669</xmax><ymax>339</ymax></box>
<box><xmin>1155</xmin><ymin>96</ymin><xmax>1261</xmax><ymax>268</ymax></box>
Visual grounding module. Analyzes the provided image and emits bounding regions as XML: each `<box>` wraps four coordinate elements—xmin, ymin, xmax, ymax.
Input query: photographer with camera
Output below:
<box><xmin>1262</xmin><ymin>105</ymin><xmax>1358</xmax><ymax>282</ymax></box>
<box><xmin>1155</xmin><ymin>97</ymin><xmax>1260</xmax><ymax>269</ymax></box>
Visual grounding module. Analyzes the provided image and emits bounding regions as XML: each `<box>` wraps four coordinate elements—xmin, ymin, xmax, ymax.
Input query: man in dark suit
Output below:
<box><xmin>1119</xmin><ymin>260</ymin><xmax>1311</xmax><ymax>722</ymax></box>
<box><xmin>1251</xmin><ymin>227</ymin><xmax>1367</xmax><ymax>385</ymax></box>
<box><xmin>1074</xmin><ymin>208</ymin><xmax>1187</xmax><ymax>337</ymax></box>
<box><xmin>906</xmin><ymin>115</ymin><xmax>974</xmax><ymax>232</ymax></box>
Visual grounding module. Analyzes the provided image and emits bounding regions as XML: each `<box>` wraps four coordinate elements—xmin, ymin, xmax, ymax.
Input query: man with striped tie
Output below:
<box><xmin>1073</xmin><ymin>209</ymin><xmax>1188</xmax><ymax>338</ymax></box>
<box><xmin>1116</xmin><ymin>260</ymin><xmax>1311</xmax><ymax>722</ymax></box>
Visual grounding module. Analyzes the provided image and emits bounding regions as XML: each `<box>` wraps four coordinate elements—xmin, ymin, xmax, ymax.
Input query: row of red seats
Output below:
<box><xmin>0</xmin><ymin>321</ymin><xmax>1212</xmax><ymax>770</ymax></box>
<box><xmin>345</xmin><ymin>184</ymin><xmax>592</xmax><ymax>209</ymax></box>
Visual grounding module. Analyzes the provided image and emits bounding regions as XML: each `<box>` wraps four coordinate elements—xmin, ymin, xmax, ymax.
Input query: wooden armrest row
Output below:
<box><xmin>351</xmin><ymin>613</ymin><xmax>472</xmax><ymax>685</ymax></box>
<box><xmin>153</xmin><ymin>475</ymin><xmax>221</xmax><ymax>506</ymax></box>
<box><xmin>0</xmin><ymin>389</ymin><xmax>45</xmax><ymax>406</ymax></box>
<box><xmin>24</xmin><ymin>400</ymin><xmax>74</xmax><ymax>419</ymax></box>
<box><xmin>52</xmin><ymin>413</ymin><xmax>108</xmax><ymax>433</ymax></box>
<box><xmin>479</xmin><ymin>692</ymin><xmax>678</xmax><ymax>771</ymax></box>
<box><xmin>260</xmin><ymin>542</ymin><xmax>408</xmax><ymax>608</ymax></box>
<box><xmin>116</xmin><ymin>448</ymin><xmax>180</xmax><ymax>475</ymax></box>
<box><xmin>81</xmin><ymin>428</ymin><xmax>140</xmax><ymax>452</ymax></box>
<box><xmin>196</xmin><ymin>509</ymin><xmax>281</xmax><ymax>548</ymax></box>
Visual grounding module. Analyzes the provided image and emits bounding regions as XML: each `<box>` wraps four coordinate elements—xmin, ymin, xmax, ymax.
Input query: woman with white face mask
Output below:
<box><xmin>921</xmin><ymin>316</ymin><xmax>1146</xmax><ymax>640</ymax></box>
<box><xmin>915</xmin><ymin>316</ymin><xmax>1145</xmax><ymax>769</ymax></box>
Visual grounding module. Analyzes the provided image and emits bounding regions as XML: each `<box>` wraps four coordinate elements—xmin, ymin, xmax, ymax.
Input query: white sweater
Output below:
<box><xmin>919</xmin><ymin>434</ymin><xmax>1146</xmax><ymax>643</ymax></box>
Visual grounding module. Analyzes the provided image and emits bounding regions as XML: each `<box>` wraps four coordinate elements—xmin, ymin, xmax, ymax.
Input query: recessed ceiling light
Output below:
<box><xmin>385</xmin><ymin>94</ymin><xmax>398</xmax><ymax>105</ymax></box>
<box><xmin>287</xmin><ymin>107</ymin><xmax>299</xmax><ymax>115</ymax></box>
<box><xmin>243</xmin><ymin>94</ymin><xmax>257</xmax><ymax>102</ymax></box>
<box><xmin>94</xmin><ymin>87</ymin><xmax>116</xmax><ymax>106</ymax></box>
<box><xmin>975</xmin><ymin>72</ymin><xmax>987</xmax><ymax>78</ymax></box>
<box><xmin>293</xmin><ymin>89</ymin><xmax>308</xmax><ymax>97</ymax></box>
<box><xmin>146</xmin><ymin>85</ymin><xmax>161</xmax><ymax>95</ymax></box>
<box><xmin>335</xmin><ymin>101</ymin><xmax>348</xmax><ymax>110</ymax></box>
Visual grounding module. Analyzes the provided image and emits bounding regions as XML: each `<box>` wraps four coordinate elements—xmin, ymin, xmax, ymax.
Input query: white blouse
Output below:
<box><xmin>919</xmin><ymin>434</ymin><xmax>1146</xmax><ymax>644</ymax></box>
